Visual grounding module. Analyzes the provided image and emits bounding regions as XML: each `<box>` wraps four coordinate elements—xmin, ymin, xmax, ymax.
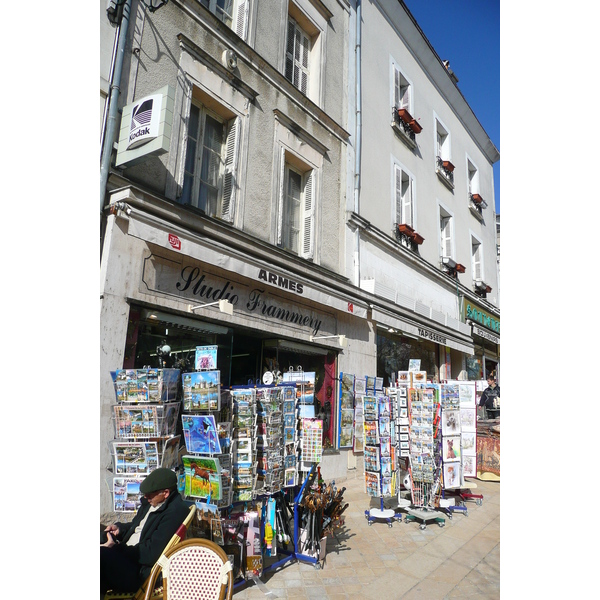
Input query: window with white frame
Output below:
<box><xmin>283</xmin><ymin>1</ymin><xmax>327</xmax><ymax>105</ymax></box>
<box><xmin>467</xmin><ymin>160</ymin><xmax>479</xmax><ymax>196</ymax></box>
<box><xmin>200</xmin><ymin>0</ymin><xmax>249</xmax><ymax>39</ymax></box>
<box><xmin>436</xmin><ymin>120</ymin><xmax>450</xmax><ymax>161</ymax></box>
<box><xmin>394</xmin><ymin>66</ymin><xmax>412</xmax><ymax>112</ymax></box>
<box><xmin>285</xmin><ymin>17</ymin><xmax>310</xmax><ymax>94</ymax></box>
<box><xmin>179</xmin><ymin>102</ymin><xmax>240</xmax><ymax>222</ymax></box>
<box><xmin>277</xmin><ymin>151</ymin><xmax>315</xmax><ymax>260</ymax></box>
<box><xmin>439</xmin><ymin>207</ymin><xmax>453</xmax><ymax>259</ymax></box>
<box><xmin>394</xmin><ymin>164</ymin><xmax>413</xmax><ymax>227</ymax></box>
<box><xmin>471</xmin><ymin>236</ymin><xmax>483</xmax><ymax>281</ymax></box>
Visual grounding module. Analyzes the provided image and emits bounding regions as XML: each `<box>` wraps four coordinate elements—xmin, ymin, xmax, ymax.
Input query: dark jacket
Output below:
<box><xmin>115</xmin><ymin>491</ymin><xmax>190</xmax><ymax>581</ymax></box>
<box><xmin>479</xmin><ymin>385</ymin><xmax>500</xmax><ymax>409</ymax></box>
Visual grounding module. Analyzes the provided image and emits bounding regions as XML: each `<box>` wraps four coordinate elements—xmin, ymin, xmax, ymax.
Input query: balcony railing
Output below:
<box><xmin>436</xmin><ymin>156</ymin><xmax>454</xmax><ymax>187</ymax></box>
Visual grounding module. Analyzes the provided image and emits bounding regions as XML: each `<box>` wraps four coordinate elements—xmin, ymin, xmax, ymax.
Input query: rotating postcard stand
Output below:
<box><xmin>363</xmin><ymin>389</ymin><xmax>403</xmax><ymax>527</ymax></box>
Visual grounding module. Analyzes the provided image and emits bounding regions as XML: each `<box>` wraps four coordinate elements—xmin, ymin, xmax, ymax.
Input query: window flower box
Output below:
<box><xmin>471</xmin><ymin>193</ymin><xmax>484</xmax><ymax>204</ymax></box>
<box><xmin>397</xmin><ymin>223</ymin><xmax>415</xmax><ymax>236</ymax></box>
<box><xmin>411</xmin><ymin>232</ymin><xmax>425</xmax><ymax>245</ymax></box>
<box><xmin>455</xmin><ymin>263</ymin><xmax>466</xmax><ymax>273</ymax></box>
<box><xmin>442</xmin><ymin>160</ymin><xmax>455</xmax><ymax>172</ymax></box>
<box><xmin>397</xmin><ymin>108</ymin><xmax>414</xmax><ymax>124</ymax></box>
<box><xmin>409</xmin><ymin>119</ymin><xmax>423</xmax><ymax>134</ymax></box>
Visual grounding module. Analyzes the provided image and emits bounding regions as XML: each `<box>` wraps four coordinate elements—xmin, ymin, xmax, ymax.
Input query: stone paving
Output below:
<box><xmin>232</xmin><ymin>467</ymin><xmax>500</xmax><ymax>600</ymax></box>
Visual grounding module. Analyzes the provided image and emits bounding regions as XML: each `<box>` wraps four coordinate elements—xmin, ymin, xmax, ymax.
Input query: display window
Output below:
<box><xmin>376</xmin><ymin>331</ymin><xmax>437</xmax><ymax>386</ymax></box>
<box><xmin>123</xmin><ymin>305</ymin><xmax>340</xmax><ymax>449</ymax></box>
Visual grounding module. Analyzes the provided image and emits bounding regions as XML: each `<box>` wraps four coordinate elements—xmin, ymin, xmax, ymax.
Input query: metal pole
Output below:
<box><xmin>100</xmin><ymin>0</ymin><xmax>132</xmax><ymax>217</ymax></box>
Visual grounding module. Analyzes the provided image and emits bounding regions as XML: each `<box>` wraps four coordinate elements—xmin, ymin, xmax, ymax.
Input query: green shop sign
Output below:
<box><xmin>465</xmin><ymin>302</ymin><xmax>500</xmax><ymax>334</ymax></box>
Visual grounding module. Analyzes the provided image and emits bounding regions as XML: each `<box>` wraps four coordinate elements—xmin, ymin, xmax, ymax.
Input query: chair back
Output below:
<box><xmin>145</xmin><ymin>538</ymin><xmax>233</xmax><ymax>600</ymax></box>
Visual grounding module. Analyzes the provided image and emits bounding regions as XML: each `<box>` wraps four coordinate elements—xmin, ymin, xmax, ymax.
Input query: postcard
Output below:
<box><xmin>460</xmin><ymin>408</ymin><xmax>476</xmax><ymax>432</ymax></box>
<box><xmin>113</xmin><ymin>477</ymin><xmax>144</xmax><ymax>512</ymax></box>
<box><xmin>341</xmin><ymin>372</ymin><xmax>355</xmax><ymax>393</ymax></box>
<box><xmin>339</xmin><ymin>427</ymin><xmax>354</xmax><ymax>448</ymax></box>
<box><xmin>353</xmin><ymin>435</ymin><xmax>364</xmax><ymax>453</ymax></box>
<box><xmin>183</xmin><ymin>455</ymin><xmax>222</xmax><ymax>500</ymax></box>
<box><xmin>441</xmin><ymin>409</ymin><xmax>461</xmax><ymax>436</ymax></box>
<box><xmin>443</xmin><ymin>436</ymin><xmax>461</xmax><ymax>463</ymax></box>
<box><xmin>194</xmin><ymin>345</ymin><xmax>218</xmax><ymax>371</ymax></box>
<box><xmin>364</xmin><ymin>471</ymin><xmax>380</xmax><ymax>497</ymax></box>
<box><xmin>182</xmin><ymin>371</ymin><xmax>220</xmax><ymax>411</ymax></box>
<box><xmin>354</xmin><ymin>378</ymin><xmax>366</xmax><ymax>395</ymax></box>
<box><xmin>182</xmin><ymin>415</ymin><xmax>222</xmax><ymax>455</ymax></box>
<box><xmin>462</xmin><ymin>454</ymin><xmax>476</xmax><ymax>478</ymax></box>
<box><xmin>443</xmin><ymin>463</ymin><xmax>461</xmax><ymax>489</ymax></box>
<box><xmin>161</xmin><ymin>436</ymin><xmax>181</xmax><ymax>469</ymax></box>
<box><xmin>461</xmin><ymin>431</ymin><xmax>477</xmax><ymax>455</ymax></box>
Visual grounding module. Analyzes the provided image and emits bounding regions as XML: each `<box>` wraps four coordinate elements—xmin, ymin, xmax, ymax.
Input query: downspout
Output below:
<box><xmin>100</xmin><ymin>18</ymin><xmax>120</xmax><ymax>159</ymax></box>
<box><xmin>100</xmin><ymin>0</ymin><xmax>132</xmax><ymax>217</ymax></box>
<box><xmin>353</xmin><ymin>0</ymin><xmax>362</xmax><ymax>287</ymax></box>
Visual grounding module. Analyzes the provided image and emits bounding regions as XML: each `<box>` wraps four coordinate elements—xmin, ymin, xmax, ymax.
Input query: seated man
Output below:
<box><xmin>100</xmin><ymin>468</ymin><xmax>190</xmax><ymax>598</ymax></box>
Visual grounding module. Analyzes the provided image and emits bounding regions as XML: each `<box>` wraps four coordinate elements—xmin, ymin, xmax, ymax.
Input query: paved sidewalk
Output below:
<box><xmin>233</xmin><ymin>468</ymin><xmax>500</xmax><ymax>599</ymax></box>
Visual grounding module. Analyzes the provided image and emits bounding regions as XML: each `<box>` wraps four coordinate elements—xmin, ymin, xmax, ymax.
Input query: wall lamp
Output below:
<box><xmin>188</xmin><ymin>299</ymin><xmax>234</xmax><ymax>316</ymax></box>
<box><xmin>309</xmin><ymin>334</ymin><xmax>347</xmax><ymax>348</ymax></box>
<box><xmin>141</xmin><ymin>0</ymin><xmax>168</xmax><ymax>11</ymax></box>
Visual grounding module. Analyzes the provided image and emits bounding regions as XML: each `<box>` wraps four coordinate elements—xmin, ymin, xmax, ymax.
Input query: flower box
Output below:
<box><xmin>455</xmin><ymin>263</ymin><xmax>466</xmax><ymax>273</ymax></box>
<box><xmin>471</xmin><ymin>193</ymin><xmax>484</xmax><ymax>204</ymax></box>
<box><xmin>397</xmin><ymin>223</ymin><xmax>415</xmax><ymax>236</ymax></box>
<box><xmin>409</xmin><ymin>119</ymin><xmax>423</xmax><ymax>134</ymax></box>
<box><xmin>397</xmin><ymin>108</ymin><xmax>413</xmax><ymax>124</ymax></box>
<box><xmin>411</xmin><ymin>232</ymin><xmax>425</xmax><ymax>245</ymax></box>
<box><xmin>442</xmin><ymin>160</ymin><xmax>455</xmax><ymax>172</ymax></box>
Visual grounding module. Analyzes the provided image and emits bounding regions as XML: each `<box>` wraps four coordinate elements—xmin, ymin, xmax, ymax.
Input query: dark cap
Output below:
<box><xmin>140</xmin><ymin>468</ymin><xmax>177</xmax><ymax>494</ymax></box>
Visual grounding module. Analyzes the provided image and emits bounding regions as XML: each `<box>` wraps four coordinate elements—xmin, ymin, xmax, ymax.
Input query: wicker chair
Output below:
<box><xmin>143</xmin><ymin>538</ymin><xmax>233</xmax><ymax>600</ymax></box>
<box><xmin>104</xmin><ymin>504</ymin><xmax>197</xmax><ymax>600</ymax></box>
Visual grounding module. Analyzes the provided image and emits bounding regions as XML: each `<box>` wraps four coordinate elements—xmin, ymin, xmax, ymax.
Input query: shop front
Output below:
<box><xmin>464</xmin><ymin>299</ymin><xmax>500</xmax><ymax>384</ymax></box>
<box><xmin>371</xmin><ymin>307</ymin><xmax>475</xmax><ymax>386</ymax></box>
<box><xmin>99</xmin><ymin>194</ymin><xmax>372</xmax><ymax>514</ymax></box>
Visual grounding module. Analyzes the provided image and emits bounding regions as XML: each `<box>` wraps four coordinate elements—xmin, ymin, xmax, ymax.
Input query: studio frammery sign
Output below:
<box><xmin>142</xmin><ymin>254</ymin><xmax>334</xmax><ymax>337</ymax></box>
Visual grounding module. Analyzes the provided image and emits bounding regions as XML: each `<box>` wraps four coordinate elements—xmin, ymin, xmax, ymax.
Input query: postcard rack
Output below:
<box><xmin>108</xmin><ymin>368</ymin><xmax>181</xmax><ymax>513</ymax></box>
<box><xmin>403</xmin><ymin>384</ymin><xmax>445</xmax><ymax>530</ymax></box>
<box><xmin>360</xmin><ymin>380</ymin><xmax>403</xmax><ymax>527</ymax></box>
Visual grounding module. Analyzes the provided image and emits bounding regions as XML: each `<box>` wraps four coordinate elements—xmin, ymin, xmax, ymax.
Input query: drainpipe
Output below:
<box><xmin>353</xmin><ymin>0</ymin><xmax>362</xmax><ymax>287</ymax></box>
<box><xmin>100</xmin><ymin>0</ymin><xmax>132</xmax><ymax>217</ymax></box>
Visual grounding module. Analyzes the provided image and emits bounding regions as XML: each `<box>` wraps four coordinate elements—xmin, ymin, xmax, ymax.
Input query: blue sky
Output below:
<box><xmin>402</xmin><ymin>0</ymin><xmax>500</xmax><ymax>214</ymax></box>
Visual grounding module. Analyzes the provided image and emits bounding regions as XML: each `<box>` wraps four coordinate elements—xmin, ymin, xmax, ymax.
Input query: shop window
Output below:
<box><xmin>376</xmin><ymin>332</ymin><xmax>437</xmax><ymax>387</ymax></box>
<box><xmin>179</xmin><ymin>101</ymin><xmax>240</xmax><ymax>223</ymax></box>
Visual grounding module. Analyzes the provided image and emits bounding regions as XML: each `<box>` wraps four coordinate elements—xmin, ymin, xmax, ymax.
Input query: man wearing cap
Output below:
<box><xmin>100</xmin><ymin>468</ymin><xmax>190</xmax><ymax>597</ymax></box>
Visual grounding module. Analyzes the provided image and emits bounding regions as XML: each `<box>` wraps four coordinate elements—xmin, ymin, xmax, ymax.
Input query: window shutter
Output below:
<box><xmin>276</xmin><ymin>147</ymin><xmax>286</xmax><ymax>246</ymax></box>
<box><xmin>402</xmin><ymin>174</ymin><xmax>413</xmax><ymax>227</ymax></box>
<box><xmin>472</xmin><ymin>242</ymin><xmax>482</xmax><ymax>280</ymax></box>
<box><xmin>394</xmin><ymin>165</ymin><xmax>402</xmax><ymax>224</ymax></box>
<box><xmin>299</xmin><ymin>31</ymin><xmax>309</xmax><ymax>94</ymax></box>
<box><xmin>441</xmin><ymin>216</ymin><xmax>452</xmax><ymax>258</ymax></box>
<box><xmin>220</xmin><ymin>116</ymin><xmax>239</xmax><ymax>223</ymax></box>
<box><xmin>395</xmin><ymin>68</ymin><xmax>409</xmax><ymax>109</ymax></box>
<box><xmin>285</xmin><ymin>19</ymin><xmax>309</xmax><ymax>94</ymax></box>
<box><xmin>285</xmin><ymin>20</ymin><xmax>295</xmax><ymax>82</ymax></box>
<box><xmin>301</xmin><ymin>171</ymin><xmax>314</xmax><ymax>260</ymax></box>
<box><xmin>233</xmin><ymin>0</ymin><xmax>248</xmax><ymax>41</ymax></box>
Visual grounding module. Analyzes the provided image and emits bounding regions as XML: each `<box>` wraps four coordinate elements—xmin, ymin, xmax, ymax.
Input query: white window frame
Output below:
<box><xmin>467</xmin><ymin>156</ymin><xmax>479</xmax><ymax>195</ymax></box>
<box><xmin>471</xmin><ymin>234</ymin><xmax>484</xmax><ymax>282</ymax></box>
<box><xmin>393</xmin><ymin>162</ymin><xmax>414</xmax><ymax>228</ymax></box>
<box><xmin>391</xmin><ymin>60</ymin><xmax>413</xmax><ymax>113</ymax></box>
<box><xmin>439</xmin><ymin>204</ymin><xmax>454</xmax><ymax>260</ymax></box>
<box><xmin>200</xmin><ymin>0</ymin><xmax>249</xmax><ymax>40</ymax></box>
<box><xmin>284</xmin><ymin>1</ymin><xmax>326</xmax><ymax>105</ymax></box>
<box><xmin>434</xmin><ymin>115</ymin><xmax>451</xmax><ymax>161</ymax></box>
<box><xmin>179</xmin><ymin>101</ymin><xmax>240</xmax><ymax>223</ymax></box>
<box><xmin>277</xmin><ymin>148</ymin><xmax>315</xmax><ymax>260</ymax></box>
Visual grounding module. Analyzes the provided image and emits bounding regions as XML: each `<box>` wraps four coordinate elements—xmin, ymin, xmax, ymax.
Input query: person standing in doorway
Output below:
<box><xmin>479</xmin><ymin>373</ymin><xmax>500</xmax><ymax>417</ymax></box>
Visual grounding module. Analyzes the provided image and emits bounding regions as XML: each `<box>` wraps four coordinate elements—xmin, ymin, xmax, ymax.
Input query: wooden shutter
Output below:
<box><xmin>220</xmin><ymin>116</ymin><xmax>239</xmax><ymax>223</ymax></box>
<box><xmin>233</xmin><ymin>0</ymin><xmax>248</xmax><ymax>40</ymax></box>
<box><xmin>472</xmin><ymin>241</ymin><xmax>482</xmax><ymax>280</ymax></box>
<box><xmin>395</xmin><ymin>166</ymin><xmax>412</xmax><ymax>226</ymax></box>
<box><xmin>301</xmin><ymin>170</ymin><xmax>314</xmax><ymax>260</ymax></box>
<box><xmin>285</xmin><ymin>19</ymin><xmax>310</xmax><ymax>94</ymax></box>
<box><xmin>440</xmin><ymin>216</ymin><xmax>452</xmax><ymax>258</ymax></box>
<box><xmin>276</xmin><ymin>147</ymin><xmax>286</xmax><ymax>246</ymax></box>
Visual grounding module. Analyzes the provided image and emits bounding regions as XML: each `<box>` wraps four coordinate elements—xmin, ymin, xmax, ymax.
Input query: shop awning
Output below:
<box><xmin>372</xmin><ymin>307</ymin><xmax>474</xmax><ymax>355</ymax></box>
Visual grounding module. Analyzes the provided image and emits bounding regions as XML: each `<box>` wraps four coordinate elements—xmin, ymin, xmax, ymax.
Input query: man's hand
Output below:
<box><xmin>101</xmin><ymin>531</ymin><xmax>119</xmax><ymax>547</ymax></box>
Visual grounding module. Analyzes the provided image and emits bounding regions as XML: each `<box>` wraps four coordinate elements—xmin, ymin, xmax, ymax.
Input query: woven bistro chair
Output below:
<box><xmin>142</xmin><ymin>538</ymin><xmax>233</xmax><ymax>600</ymax></box>
<box><xmin>104</xmin><ymin>504</ymin><xmax>197</xmax><ymax>600</ymax></box>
